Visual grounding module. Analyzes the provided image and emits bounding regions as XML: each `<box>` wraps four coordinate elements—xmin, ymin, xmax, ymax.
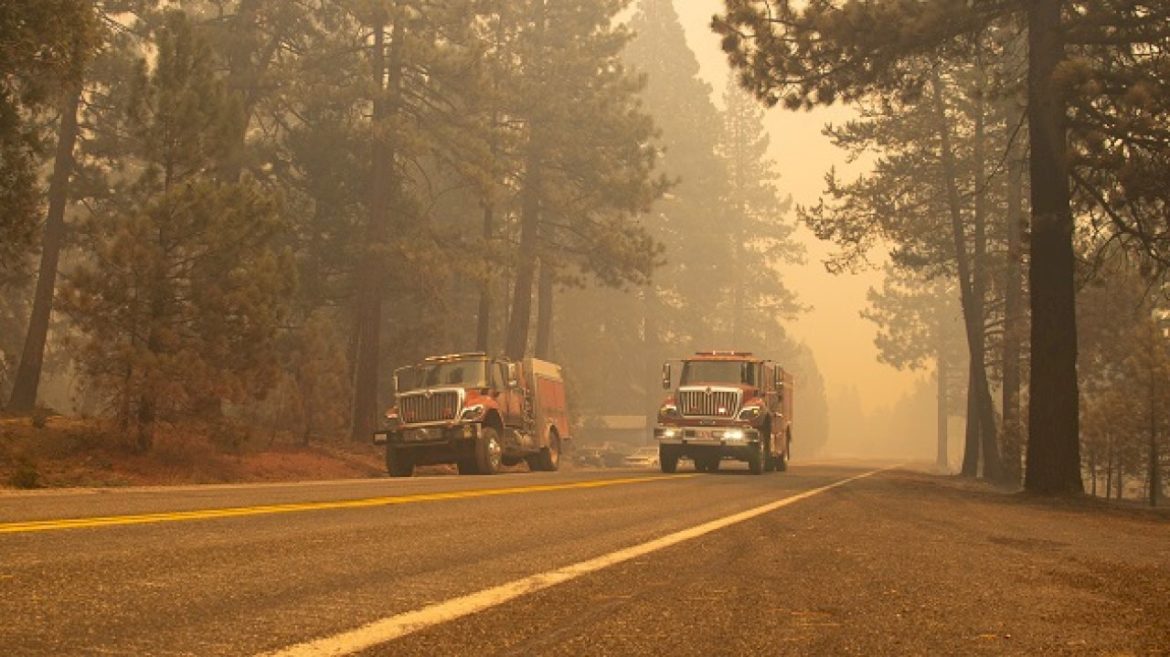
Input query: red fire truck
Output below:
<box><xmin>655</xmin><ymin>351</ymin><xmax>793</xmax><ymax>474</ymax></box>
<box><xmin>374</xmin><ymin>353</ymin><xmax>571</xmax><ymax>477</ymax></box>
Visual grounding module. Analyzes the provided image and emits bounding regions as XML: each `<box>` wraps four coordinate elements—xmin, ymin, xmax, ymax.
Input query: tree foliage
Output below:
<box><xmin>61</xmin><ymin>12</ymin><xmax>293</xmax><ymax>448</ymax></box>
<box><xmin>0</xmin><ymin>0</ymin><xmax>99</xmax><ymax>285</ymax></box>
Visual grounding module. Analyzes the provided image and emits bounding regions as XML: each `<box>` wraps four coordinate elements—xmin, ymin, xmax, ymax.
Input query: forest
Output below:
<box><xmin>2</xmin><ymin>0</ymin><xmax>1168</xmax><ymax>503</ymax></box>
<box><xmin>0</xmin><ymin>0</ymin><xmax>828</xmax><ymax>476</ymax></box>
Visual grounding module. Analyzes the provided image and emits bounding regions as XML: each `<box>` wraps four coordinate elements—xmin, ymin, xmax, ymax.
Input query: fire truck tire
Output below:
<box><xmin>534</xmin><ymin>431</ymin><xmax>561</xmax><ymax>471</ymax></box>
<box><xmin>765</xmin><ymin>436</ymin><xmax>780</xmax><ymax>472</ymax></box>
<box><xmin>457</xmin><ymin>459</ymin><xmax>478</xmax><ymax>475</ymax></box>
<box><xmin>748</xmin><ymin>442</ymin><xmax>765</xmax><ymax>475</ymax></box>
<box><xmin>474</xmin><ymin>427</ymin><xmax>503</xmax><ymax>475</ymax></box>
<box><xmin>385</xmin><ymin>447</ymin><xmax>414</xmax><ymax>478</ymax></box>
<box><xmin>776</xmin><ymin>431</ymin><xmax>790</xmax><ymax>472</ymax></box>
<box><xmin>659</xmin><ymin>446</ymin><xmax>679</xmax><ymax>473</ymax></box>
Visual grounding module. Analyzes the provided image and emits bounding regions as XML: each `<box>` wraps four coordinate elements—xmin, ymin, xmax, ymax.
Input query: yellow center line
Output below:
<box><xmin>0</xmin><ymin>475</ymin><xmax>694</xmax><ymax>535</ymax></box>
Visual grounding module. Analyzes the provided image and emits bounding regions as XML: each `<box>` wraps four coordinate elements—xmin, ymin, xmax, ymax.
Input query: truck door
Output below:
<box><xmin>495</xmin><ymin>361</ymin><xmax>524</xmax><ymax>427</ymax></box>
<box><xmin>762</xmin><ymin>364</ymin><xmax>779</xmax><ymax>443</ymax></box>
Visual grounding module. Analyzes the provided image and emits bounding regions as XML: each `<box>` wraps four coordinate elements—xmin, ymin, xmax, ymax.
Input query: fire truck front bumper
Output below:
<box><xmin>654</xmin><ymin>425</ymin><xmax>760</xmax><ymax>446</ymax></box>
<box><xmin>374</xmin><ymin>423</ymin><xmax>480</xmax><ymax>446</ymax></box>
<box><xmin>386</xmin><ymin>423</ymin><xmax>480</xmax><ymax>445</ymax></box>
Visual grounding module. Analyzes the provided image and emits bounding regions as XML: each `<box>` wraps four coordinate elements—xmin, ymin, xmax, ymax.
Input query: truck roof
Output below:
<box><xmin>687</xmin><ymin>351</ymin><xmax>763</xmax><ymax>362</ymax></box>
<box><xmin>422</xmin><ymin>352</ymin><xmax>487</xmax><ymax>363</ymax></box>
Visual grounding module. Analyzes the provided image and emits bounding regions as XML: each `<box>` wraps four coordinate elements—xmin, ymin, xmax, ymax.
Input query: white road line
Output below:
<box><xmin>259</xmin><ymin>467</ymin><xmax>889</xmax><ymax>657</ymax></box>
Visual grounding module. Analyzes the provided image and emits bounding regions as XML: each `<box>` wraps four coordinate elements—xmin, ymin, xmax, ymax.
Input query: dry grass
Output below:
<box><xmin>0</xmin><ymin>414</ymin><xmax>385</xmax><ymax>489</ymax></box>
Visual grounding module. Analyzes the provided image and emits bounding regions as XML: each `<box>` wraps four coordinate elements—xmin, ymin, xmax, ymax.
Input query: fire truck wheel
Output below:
<box><xmin>659</xmin><ymin>447</ymin><xmax>678</xmax><ymax>473</ymax></box>
<box><xmin>385</xmin><ymin>447</ymin><xmax>414</xmax><ymax>478</ymax></box>
<box><xmin>475</xmin><ymin>427</ymin><xmax>503</xmax><ymax>475</ymax></box>
<box><xmin>457</xmin><ymin>459</ymin><xmax>478</xmax><ymax>475</ymax></box>
<box><xmin>748</xmin><ymin>442</ymin><xmax>765</xmax><ymax>475</ymax></box>
<box><xmin>776</xmin><ymin>433</ymin><xmax>790</xmax><ymax>472</ymax></box>
<box><xmin>535</xmin><ymin>432</ymin><xmax>560</xmax><ymax>471</ymax></box>
<box><xmin>765</xmin><ymin>437</ymin><xmax>779</xmax><ymax>472</ymax></box>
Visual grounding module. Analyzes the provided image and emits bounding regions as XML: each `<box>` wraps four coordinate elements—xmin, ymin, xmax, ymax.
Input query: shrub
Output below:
<box><xmin>9</xmin><ymin>458</ymin><xmax>40</xmax><ymax>489</ymax></box>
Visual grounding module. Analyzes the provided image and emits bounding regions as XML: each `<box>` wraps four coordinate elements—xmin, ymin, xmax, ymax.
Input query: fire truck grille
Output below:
<box><xmin>677</xmin><ymin>389</ymin><xmax>741</xmax><ymax>418</ymax></box>
<box><xmin>399</xmin><ymin>391</ymin><xmax>460</xmax><ymax>424</ymax></box>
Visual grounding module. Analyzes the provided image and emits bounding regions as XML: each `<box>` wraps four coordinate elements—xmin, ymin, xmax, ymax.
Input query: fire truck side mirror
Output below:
<box><xmin>776</xmin><ymin>380</ymin><xmax>785</xmax><ymax>400</ymax></box>
<box><xmin>392</xmin><ymin>365</ymin><xmax>410</xmax><ymax>394</ymax></box>
<box><xmin>506</xmin><ymin>363</ymin><xmax>519</xmax><ymax>388</ymax></box>
<box><xmin>661</xmin><ymin>362</ymin><xmax>672</xmax><ymax>389</ymax></box>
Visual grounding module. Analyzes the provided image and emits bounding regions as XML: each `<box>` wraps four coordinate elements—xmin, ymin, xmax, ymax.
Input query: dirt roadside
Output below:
<box><xmin>0</xmin><ymin>415</ymin><xmax>388</xmax><ymax>489</ymax></box>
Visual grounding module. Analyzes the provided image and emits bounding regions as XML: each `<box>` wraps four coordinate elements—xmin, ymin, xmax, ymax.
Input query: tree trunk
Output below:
<box><xmin>7</xmin><ymin>83</ymin><xmax>83</xmax><ymax>412</ymax></box>
<box><xmin>932</xmin><ymin>72</ymin><xmax>999</xmax><ymax>480</ymax></box>
<box><xmin>1024</xmin><ymin>0</ymin><xmax>1083</xmax><ymax>495</ymax></box>
<box><xmin>643</xmin><ymin>284</ymin><xmax>662</xmax><ymax>427</ymax></box>
<box><xmin>1150</xmin><ymin>329</ymin><xmax>1160</xmax><ymax>507</ymax></box>
<box><xmin>503</xmin><ymin>0</ymin><xmax>545</xmax><ymax>361</ymax></box>
<box><xmin>936</xmin><ymin>337</ymin><xmax>949</xmax><ymax>471</ymax></box>
<box><xmin>476</xmin><ymin>203</ymin><xmax>494</xmax><ymax>352</ymax></box>
<box><xmin>219</xmin><ymin>0</ymin><xmax>264</xmax><ymax>182</ymax></box>
<box><xmin>1001</xmin><ymin>115</ymin><xmax>1026</xmax><ymax>486</ymax></box>
<box><xmin>534</xmin><ymin>256</ymin><xmax>553</xmax><ymax>359</ymax></box>
<box><xmin>971</xmin><ymin>69</ymin><xmax>1002</xmax><ymax>481</ymax></box>
<box><xmin>962</xmin><ymin>368</ymin><xmax>979</xmax><ymax>476</ymax></box>
<box><xmin>1089</xmin><ymin>448</ymin><xmax>1097</xmax><ymax>497</ymax></box>
<box><xmin>350</xmin><ymin>12</ymin><xmax>403</xmax><ymax>441</ymax></box>
<box><xmin>504</xmin><ymin>148</ymin><xmax>541</xmax><ymax>360</ymax></box>
<box><xmin>1105</xmin><ymin>446</ymin><xmax>1114</xmax><ymax>499</ymax></box>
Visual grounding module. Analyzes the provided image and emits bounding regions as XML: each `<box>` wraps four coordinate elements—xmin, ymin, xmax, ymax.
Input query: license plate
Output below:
<box><xmin>406</xmin><ymin>428</ymin><xmax>437</xmax><ymax>442</ymax></box>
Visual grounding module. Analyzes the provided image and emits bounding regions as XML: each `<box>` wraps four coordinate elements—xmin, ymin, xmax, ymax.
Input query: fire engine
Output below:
<box><xmin>374</xmin><ymin>353</ymin><xmax>570</xmax><ymax>477</ymax></box>
<box><xmin>655</xmin><ymin>351</ymin><xmax>793</xmax><ymax>474</ymax></box>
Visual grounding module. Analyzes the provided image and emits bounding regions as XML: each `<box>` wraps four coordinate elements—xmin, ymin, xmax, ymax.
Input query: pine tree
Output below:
<box><xmin>863</xmin><ymin>264</ymin><xmax>967</xmax><ymax>470</ymax></box>
<box><xmin>501</xmin><ymin>0</ymin><xmax>667</xmax><ymax>361</ymax></box>
<box><xmin>716</xmin><ymin>78</ymin><xmax>802</xmax><ymax>346</ymax></box>
<box><xmin>799</xmin><ymin>59</ymin><xmax>1014</xmax><ymax>481</ymax></box>
<box><xmin>2</xmin><ymin>0</ymin><xmax>101</xmax><ymax>410</ymax></box>
<box><xmin>62</xmin><ymin>11</ymin><xmax>293</xmax><ymax>449</ymax></box>
<box><xmin>1077</xmin><ymin>259</ymin><xmax>1170</xmax><ymax>505</ymax></box>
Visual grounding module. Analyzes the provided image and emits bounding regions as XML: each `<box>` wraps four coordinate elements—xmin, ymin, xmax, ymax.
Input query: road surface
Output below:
<box><xmin>1</xmin><ymin>463</ymin><xmax>1167</xmax><ymax>656</ymax></box>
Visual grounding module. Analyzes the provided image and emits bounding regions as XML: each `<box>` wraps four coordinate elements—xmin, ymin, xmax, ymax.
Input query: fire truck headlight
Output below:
<box><xmin>662</xmin><ymin>428</ymin><xmax>678</xmax><ymax>439</ymax></box>
<box><xmin>723</xmin><ymin>429</ymin><xmax>746</xmax><ymax>441</ymax></box>
<box><xmin>659</xmin><ymin>403</ymin><xmax>680</xmax><ymax>419</ymax></box>
<box><xmin>736</xmin><ymin>406</ymin><xmax>762</xmax><ymax>422</ymax></box>
<box><xmin>460</xmin><ymin>404</ymin><xmax>486</xmax><ymax>421</ymax></box>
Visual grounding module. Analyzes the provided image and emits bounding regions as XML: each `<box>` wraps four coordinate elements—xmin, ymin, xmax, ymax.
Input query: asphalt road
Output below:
<box><xmin>1</xmin><ymin>462</ymin><xmax>1168</xmax><ymax>656</ymax></box>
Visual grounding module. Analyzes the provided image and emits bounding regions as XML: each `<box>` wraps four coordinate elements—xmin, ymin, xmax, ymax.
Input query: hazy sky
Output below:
<box><xmin>673</xmin><ymin>1</ymin><xmax>924</xmax><ymax>413</ymax></box>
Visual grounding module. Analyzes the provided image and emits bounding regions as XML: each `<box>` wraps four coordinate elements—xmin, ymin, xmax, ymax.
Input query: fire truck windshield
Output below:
<box><xmin>398</xmin><ymin>360</ymin><xmax>488</xmax><ymax>391</ymax></box>
<box><xmin>679</xmin><ymin>361</ymin><xmax>756</xmax><ymax>386</ymax></box>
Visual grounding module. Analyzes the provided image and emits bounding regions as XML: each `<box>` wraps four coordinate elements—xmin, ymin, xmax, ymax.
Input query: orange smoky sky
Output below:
<box><xmin>671</xmin><ymin>0</ymin><xmax>926</xmax><ymax>415</ymax></box>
